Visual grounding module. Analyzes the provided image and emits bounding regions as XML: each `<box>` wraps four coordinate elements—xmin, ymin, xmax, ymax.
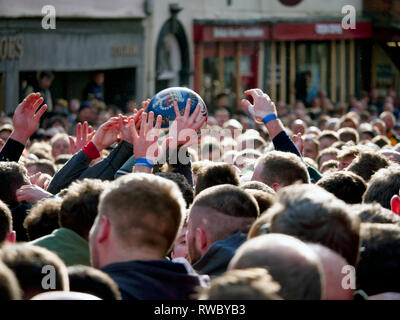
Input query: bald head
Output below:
<box><xmin>307</xmin><ymin>243</ymin><xmax>353</xmax><ymax>300</ymax></box>
<box><xmin>228</xmin><ymin>234</ymin><xmax>323</xmax><ymax>300</ymax></box>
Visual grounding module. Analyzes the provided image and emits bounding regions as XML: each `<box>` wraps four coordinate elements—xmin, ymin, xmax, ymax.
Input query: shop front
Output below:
<box><xmin>0</xmin><ymin>19</ymin><xmax>145</xmax><ymax>114</ymax></box>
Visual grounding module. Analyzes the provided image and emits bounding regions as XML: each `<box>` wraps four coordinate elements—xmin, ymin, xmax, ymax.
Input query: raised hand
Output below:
<box><xmin>130</xmin><ymin>111</ymin><xmax>164</xmax><ymax>161</ymax></box>
<box><xmin>10</xmin><ymin>93</ymin><xmax>48</xmax><ymax>145</ymax></box>
<box><xmin>69</xmin><ymin>121</ymin><xmax>96</xmax><ymax>154</ymax></box>
<box><xmin>16</xmin><ymin>184</ymin><xmax>52</xmax><ymax>203</ymax></box>
<box><xmin>241</xmin><ymin>89</ymin><xmax>277</xmax><ymax>124</ymax></box>
<box><xmin>91</xmin><ymin>117</ymin><xmax>120</xmax><ymax>152</ymax></box>
<box><xmin>168</xmin><ymin>99</ymin><xmax>207</xmax><ymax>149</ymax></box>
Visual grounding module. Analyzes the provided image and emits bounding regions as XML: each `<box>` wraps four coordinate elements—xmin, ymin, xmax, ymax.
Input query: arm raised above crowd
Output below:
<box><xmin>0</xmin><ymin>93</ymin><xmax>47</xmax><ymax>162</ymax></box>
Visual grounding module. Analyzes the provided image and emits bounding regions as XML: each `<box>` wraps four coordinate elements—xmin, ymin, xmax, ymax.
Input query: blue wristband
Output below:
<box><xmin>135</xmin><ymin>158</ymin><xmax>154</xmax><ymax>168</ymax></box>
<box><xmin>262</xmin><ymin>114</ymin><xmax>278</xmax><ymax>124</ymax></box>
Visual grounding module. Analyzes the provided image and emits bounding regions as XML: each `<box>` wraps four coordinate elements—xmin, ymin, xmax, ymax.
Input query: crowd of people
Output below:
<box><xmin>0</xmin><ymin>84</ymin><xmax>399</xmax><ymax>301</ymax></box>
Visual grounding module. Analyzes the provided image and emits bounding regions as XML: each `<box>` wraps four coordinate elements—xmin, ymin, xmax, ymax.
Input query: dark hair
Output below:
<box><xmin>54</xmin><ymin>154</ymin><xmax>72</xmax><ymax>165</ymax></box>
<box><xmin>0</xmin><ymin>162</ymin><xmax>27</xmax><ymax>204</ymax></box>
<box><xmin>193</xmin><ymin>184</ymin><xmax>259</xmax><ymax>219</ymax></box>
<box><xmin>317</xmin><ymin>171</ymin><xmax>367</xmax><ymax>204</ymax></box>
<box><xmin>154</xmin><ymin>172</ymin><xmax>194</xmax><ymax>208</ymax></box>
<box><xmin>0</xmin><ymin>244</ymin><xmax>69</xmax><ymax>299</ymax></box>
<box><xmin>195</xmin><ymin>163</ymin><xmax>239</xmax><ymax>195</ymax></box>
<box><xmin>372</xmin><ymin>135</ymin><xmax>391</xmax><ymax>148</ymax></box>
<box><xmin>59</xmin><ymin>179</ymin><xmax>107</xmax><ymax>239</ymax></box>
<box><xmin>356</xmin><ymin>223</ymin><xmax>400</xmax><ymax>295</ymax></box>
<box><xmin>0</xmin><ymin>200</ymin><xmax>12</xmax><ymax>244</ymax></box>
<box><xmin>338</xmin><ymin>127</ymin><xmax>359</xmax><ymax>144</ymax></box>
<box><xmin>347</xmin><ymin>151</ymin><xmax>389</xmax><ymax>182</ymax></box>
<box><xmin>245</xmin><ymin>189</ymin><xmax>276</xmax><ymax>214</ymax></box>
<box><xmin>363</xmin><ymin>165</ymin><xmax>400</xmax><ymax>209</ymax></box>
<box><xmin>351</xmin><ymin>203</ymin><xmax>400</xmax><ymax>225</ymax></box>
<box><xmin>67</xmin><ymin>265</ymin><xmax>121</xmax><ymax>300</ymax></box>
<box><xmin>240</xmin><ymin>181</ymin><xmax>276</xmax><ymax>194</ymax></box>
<box><xmin>26</xmin><ymin>159</ymin><xmax>56</xmax><ymax>177</ymax></box>
<box><xmin>0</xmin><ymin>261</ymin><xmax>22</xmax><ymax>300</ymax></box>
<box><xmin>268</xmin><ymin>184</ymin><xmax>361</xmax><ymax>266</ymax></box>
<box><xmin>39</xmin><ymin>71</ymin><xmax>54</xmax><ymax>80</ymax></box>
<box><xmin>23</xmin><ymin>198</ymin><xmax>61</xmax><ymax>241</ymax></box>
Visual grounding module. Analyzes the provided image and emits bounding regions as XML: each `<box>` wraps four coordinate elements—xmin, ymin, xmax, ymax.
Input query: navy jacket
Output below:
<box><xmin>192</xmin><ymin>232</ymin><xmax>247</xmax><ymax>277</ymax></box>
<box><xmin>101</xmin><ymin>259</ymin><xmax>208</xmax><ymax>300</ymax></box>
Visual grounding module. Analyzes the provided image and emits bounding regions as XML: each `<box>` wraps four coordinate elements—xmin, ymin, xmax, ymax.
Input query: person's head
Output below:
<box><xmin>0</xmin><ymin>261</ymin><xmax>22</xmax><ymax>300</ymax></box>
<box><xmin>317</xmin><ymin>171</ymin><xmax>367</xmax><ymax>204</ymax></box>
<box><xmin>337</xmin><ymin>146</ymin><xmax>360</xmax><ymax>170</ymax></box>
<box><xmin>0</xmin><ymin>124</ymin><xmax>13</xmax><ymax>141</ymax></box>
<box><xmin>92</xmin><ymin>72</ymin><xmax>104</xmax><ymax>86</ymax></box>
<box><xmin>38</xmin><ymin>71</ymin><xmax>54</xmax><ymax>90</ymax></box>
<box><xmin>229</xmin><ymin>234</ymin><xmax>323</xmax><ymax>300</ymax></box>
<box><xmin>338</xmin><ymin>127</ymin><xmax>359</xmax><ymax>144</ymax></box>
<box><xmin>380</xmin><ymin>111</ymin><xmax>396</xmax><ymax>131</ymax></box>
<box><xmin>251</xmin><ymin>151</ymin><xmax>309</xmax><ymax>191</ymax></box>
<box><xmin>372</xmin><ymin>118</ymin><xmax>386</xmax><ymax>135</ymax></box>
<box><xmin>60</xmin><ymin>179</ymin><xmax>107</xmax><ymax>240</ymax></box>
<box><xmin>291</xmin><ymin>119</ymin><xmax>306</xmax><ymax>136</ymax></box>
<box><xmin>26</xmin><ymin>159</ymin><xmax>56</xmax><ymax>177</ymax></box>
<box><xmin>364</xmin><ymin>165</ymin><xmax>400</xmax><ymax>210</ymax></box>
<box><xmin>172</xmin><ymin>213</ymin><xmax>189</xmax><ymax>261</ymax></box>
<box><xmin>0</xmin><ymin>162</ymin><xmax>29</xmax><ymax>204</ymax></box>
<box><xmin>50</xmin><ymin>133</ymin><xmax>71</xmax><ymax>159</ymax></box>
<box><xmin>347</xmin><ymin>151</ymin><xmax>390</xmax><ymax>182</ymax></box>
<box><xmin>195</xmin><ymin>163</ymin><xmax>239</xmax><ymax>195</ymax></box>
<box><xmin>372</xmin><ymin>135</ymin><xmax>391</xmax><ymax>148</ymax></box>
<box><xmin>90</xmin><ymin>173</ymin><xmax>185</xmax><ymax>269</ymax></box>
<box><xmin>244</xmin><ymin>189</ymin><xmax>276</xmax><ymax>214</ymax></box>
<box><xmin>339</xmin><ymin>115</ymin><xmax>358</xmax><ymax>130</ymax></box>
<box><xmin>302</xmin><ymin>135</ymin><xmax>319</xmax><ymax>161</ymax></box>
<box><xmin>198</xmin><ymin>268</ymin><xmax>281</xmax><ymax>300</ymax></box>
<box><xmin>240</xmin><ymin>181</ymin><xmax>276</xmax><ymax>194</ymax></box>
<box><xmin>351</xmin><ymin>203</ymin><xmax>400</xmax><ymax>225</ymax></box>
<box><xmin>0</xmin><ymin>200</ymin><xmax>15</xmax><ymax>245</ymax></box>
<box><xmin>187</xmin><ymin>185</ymin><xmax>259</xmax><ymax>265</ymax></box>
<box><xmin>317</xmin><ymin>147</ymin><xmax>338</xmax><ymax>169</ymax></box>
<box><xmin>78</xmin><ymin>102</ymin><xmax>95</xmax><ymax>123</ymax></box>
<box><xmin>318</xmin><ymin>131</ymin><xmax>339</xmax><ymax>150</ymax></box>
<box><xmin>268</xmin><ymin>184</ymin><xmax>361</xmax><ymax>266</ymax></box>
<box><xmin>0</xmin><ymin>243</ymin><xmax>69</xmax><ymax>299</ymax></box>
<box><xmin>307</xmin><ymin>243</ymin><xmax>354</xmax><ymax>300</ymax></box>
<box><xmin>23</xmin><ymin>198</ymin><xmax>61</xmax><ymax>241</ymax></box>
<box><xmin>154</xmin><ymin>172</ymin><xmax>194</xmax><ymax>208</ymax></box>
<box><xmin>356</xmin><ymin>223</ymin><xmax>400</xmax><ymax>296</ymax></box>
<box><xmin>320</xmin><ymin>160</ymin><xmax>339</xmax><ymax>174</ymax></box>
<box><xmin>67</xmin><ymin>265</ymin><xmax>121</xmax><ymax>300</ymax></box>
<box><xmin>215</xmin><ymin>108</ymin><xmax>230</xmax><ymax>127</ymax></box>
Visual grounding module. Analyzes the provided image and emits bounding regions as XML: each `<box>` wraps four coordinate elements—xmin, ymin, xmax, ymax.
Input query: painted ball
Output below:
<box><xmin>146</xmin><ymin>87</ymin><xmax>208</xmax><ymax>129</ymax></box>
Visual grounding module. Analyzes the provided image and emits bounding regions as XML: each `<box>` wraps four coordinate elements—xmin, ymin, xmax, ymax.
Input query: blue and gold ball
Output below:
<box><xmin>146</xmin><ymin>87</ymin><xmax>208</xmax><ymax>128</ymax></box>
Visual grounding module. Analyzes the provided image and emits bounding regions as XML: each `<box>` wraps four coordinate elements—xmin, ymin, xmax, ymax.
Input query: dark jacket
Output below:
<box><xmin>101</xmin><ymin>259</ymin><xmax>208</xmax><ymax>300</ymax></box>
<box><xmin>0</xmin><ymin>138</ymin><xmax>25</xmax><ymax>162</ymax></box>
<box><xmin>192</xmin><ymin>231</ymin><xmax>247</xmax><ymax>277</ymax></box>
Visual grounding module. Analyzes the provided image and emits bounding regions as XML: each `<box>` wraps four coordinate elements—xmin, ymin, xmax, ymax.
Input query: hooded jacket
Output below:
<box><xmin>192</xmin><ymin>231</ymin><xmax>247</xmax><ymax>277</ymax></box>
<box><xmin>101</xmin><ymin>259</ymin><xmax>208</xmax><ymax>300</ymax></box>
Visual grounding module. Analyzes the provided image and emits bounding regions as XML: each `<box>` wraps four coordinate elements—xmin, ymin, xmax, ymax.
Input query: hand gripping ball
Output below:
<box><xmin>146</xmin><ymin>87</ymin><xmax>208</xmax><ymax>129</ymax></box>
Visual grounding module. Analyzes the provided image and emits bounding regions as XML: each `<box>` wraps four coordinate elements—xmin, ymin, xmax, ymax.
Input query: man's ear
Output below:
<box><xmin>271</xmin><ymin>182</ymin><xmax>280</xmax><ymax>192</ymax></box>
<box><xmin>391</xmin><ymin>195</ymin><xmax>400</xmax><ymax>215</ymax></box>
<box><xmin>98</xmin><ymin>216</ymin><xmax>111</xmax><ymax>243</ymax></box>
<box><xmin>195</xmin><ymin>227</ymin><xmax>209</xmax><ymax>255</ymax></box>
<box><xmin>6</xmin><ymin>231</ymin><xmax>16</xmax><ymax>244</ymax></box>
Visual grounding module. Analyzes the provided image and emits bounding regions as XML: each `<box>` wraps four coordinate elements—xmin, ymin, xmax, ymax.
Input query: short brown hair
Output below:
<box><xmin>268</xmin><ymin>184</ymin><xmax>361</xmax><ymax>266</ymax></box>
<box><xmin>240</xmin><ymin>181</ymin><xmax>276</xmax><ymax>194</ymax></box>
<box><xmin>99</xmin><ymin>173</ymin><xmax>185</xmax><ymax>255</ymax></box>
<box><xmin>317</xmin><ymin>147</ymin><xmax>339</xmax><ymax>168</ymax></box>
<box><xmin>372</xmin><ymin>135</ymin><xmax>391</xmax><ymax>148</ymax></box>
<box><xmin>0</xmin><ymin>244</ymin><xmax>69</xmax><ymax>299</ymax></box>
<box><xmin>317</xmin><ymin>171</ymin><xmax>367</xmax><ymax>204</ymax></box>
<box><xmin>347</xmin><ymin>151</ymin><xmax>390</xmax><ymax>182</ymax></box>
<box><xmin>26</xmin><ymin>159</ymin><xmax>56</xmax><ymax>177</ymax></box>
<box><xmin>351</xmin><ymin>203</ymin><xmax>400</xmax><ymax>225</ymax></box>
<box><xmin>338</xmin><ymin>127</ymin><xmax>359</xmax><ymax>144</ymax></box>
<box><xmin>0</xmin><ymin>261</ymin><xmax>22</xmax><ymax>300</ymax></box>
<box><xmin>245</xmin><ymin>189</ymin><xmax>276</xmax><ymax>214</ymax></box>
<box><xmin>0</xmin><ymin>200</ymin><xmax>12</xmax><ymax>244</ymax></box>
<box><xmin>255</xmin><ymin>151</ymin><xmax>309</xmax><ymax>187</ymax></box>
<box><xmin>0</xmin><ymin>162</ymin><xmax>27</xmax><ymax>204</ymax></box>
<box><xmin>198</xmin><ymin>268</ymin><xmax>281</xmax><ymax>300</ymax></box>
<box><xmin>60</xmin><ymin>179</ymin><xmax>107</xmax><ymax>239</ymax></box>
<box><xmin>195</xmin><ymin>163</ymin><xmax>239</xmax><ymax>195</ymax></box>
<box><xmin>23</xmin><ymin>198</ymin><xmax>61</xmax><ymax>241</ymax></box>
<box><xmin>318</xmin><ymin>130</ymin><xmax>340</xmax><ymax>142</ymax></box>
<box><xmin>320</xmin><ymin>160</ymin><xmax>339</xmax><ymax>174</ymax></box>
<box><xmin>364</xmin><ymin>165</ymin><xmax>400</xmax><ymax>209</ymax></box>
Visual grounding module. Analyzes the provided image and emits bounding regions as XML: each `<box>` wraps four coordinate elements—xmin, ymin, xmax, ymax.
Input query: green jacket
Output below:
<box><xmin>30</xmin><ymin>228</ymin><xmax>90</xmax><ymax>266</ymax></box>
